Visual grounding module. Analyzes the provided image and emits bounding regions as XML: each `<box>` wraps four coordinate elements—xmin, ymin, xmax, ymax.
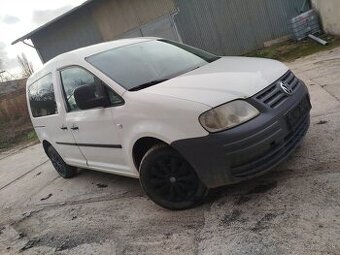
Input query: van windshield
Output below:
<box><xmin>86</xmin><ymin>40</ymin><xmax>220</xmax><ymax>91</ymax></box>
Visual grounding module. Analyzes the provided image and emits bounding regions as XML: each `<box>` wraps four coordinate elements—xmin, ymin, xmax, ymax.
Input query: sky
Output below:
<box><xmin>0</xmin><ymin>0</ymin><xmax>87</xmax><ymax>76</ymax></box>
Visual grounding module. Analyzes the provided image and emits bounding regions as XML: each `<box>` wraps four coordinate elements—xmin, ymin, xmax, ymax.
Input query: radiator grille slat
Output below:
<box><xmin>255</xmin><ymin>71</ymin><xmax>300</xmax><ymax>108</ymax></box>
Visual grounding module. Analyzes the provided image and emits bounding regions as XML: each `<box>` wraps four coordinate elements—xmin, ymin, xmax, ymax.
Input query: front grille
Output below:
<box><xmin>230</xmin><ymin>114</ymin><xmax>309</xmax><ymax>178</ymax></box>
<box><xmin>255</xmin><ymin>71</ymin><xmax>300</xmax><ymax>109</ymax></box>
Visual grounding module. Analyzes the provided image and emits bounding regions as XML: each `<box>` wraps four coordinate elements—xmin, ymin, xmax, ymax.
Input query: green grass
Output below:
<box><xmin>0</xmin><ymin>129</ymin><xmax>38</xmax><ymax>150</ymax></box>
<box><xmin>26</xmin><ymin>130</ymin><xmax>38</xmax><ymax>141</ymax></box>
<box><xmin>245</xmin><ymin>34</ymin><xmax>340</xmax><ymax>62</ymax></box>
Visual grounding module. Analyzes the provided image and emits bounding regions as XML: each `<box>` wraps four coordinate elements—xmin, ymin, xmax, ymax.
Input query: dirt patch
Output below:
<box><xmin>247</xmin><ymin>181</ymin><xmax>277</xmax><ymax>194</ymax></box>
<box><xmin>19</xmin><ymin>238</ymin><xmax>40</xmax><ymax>252</ymax></box>
<box><xmin>41</xmin><ymin>232</ymin><xmax>104</xmax><ymax>252</ymax></box>
<box><xmin>245</xmin><ymin>35</ymin><xmax>340</xmax><ymax>62</ymax></box>
<box><xmin>251</xmin><ymin>213</ymin><xmax>279</xmax><ymax>232</ymax></box>
<box><xmin>236</xmin><ymin>195</ymin><xmax>252</xmax><ymax>205</ymax></box>
<box><xmin>8</xmin><ymin>201</ymin><xmax>206</xmax><ymax>254</ymax></box>
<box><xmin>40</xmin><ymin>193</ymin><xmax>53</xmax><ymax>201</ymax></box>
<box><xmin>316</xmin><ymin>120</ymin><xmax>328</xmax><ymax>125</ymax></box>
<box><xmin>96</xmin><ymin>183</ymin><xmax>108</xmax><ymax>188</ymax></box>
<box><xmin>221</xmin><ymin>209</ymin><xmax>247</xmax><ymax>226</ymax></box>
<box><xmin>0</xmin><ymin>226</ymin><xmax>5</xmax><ymax>235</ymax></box>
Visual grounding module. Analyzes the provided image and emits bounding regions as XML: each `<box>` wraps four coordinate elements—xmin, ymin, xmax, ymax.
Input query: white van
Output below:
<box><xmin>27</xmin><ymin>38</ymin><xmax>311</xmax><ymax>210</ymax></box>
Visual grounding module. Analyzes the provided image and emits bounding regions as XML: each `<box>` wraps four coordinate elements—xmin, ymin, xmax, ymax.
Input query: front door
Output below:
<box><xmin>59</xmin><ymin>66</ymin><xmax>129</xmax><ymax>175</ymax></box>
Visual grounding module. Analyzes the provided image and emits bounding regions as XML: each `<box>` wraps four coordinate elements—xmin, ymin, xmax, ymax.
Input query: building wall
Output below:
<box><xmin>312</xmin><ymin>0</ymin><xmax>340</xmax><ymax>35</ymax></box>
<box><xmin>31</xmin><ymin>0</ymin><xmax>176</xmax><ymax>62</ymax></box>
<box><xmin>174</xmin><ymin>0</ymin><xmax>309</xmax><ymax>55</ymax></box>
<box><xmin>31</xmin><ymin>4</ymin><xmax>103</xmax><ymax>62</ymax></box>
<box><xmin>92</xmin><ymin>0</ymin><xmax>175</xmax><ymax>41</ymax></box>
<box><xmin>30</xmin><ymin>0</ymin><xmax>312</xmax><ymax>62</ymax></box>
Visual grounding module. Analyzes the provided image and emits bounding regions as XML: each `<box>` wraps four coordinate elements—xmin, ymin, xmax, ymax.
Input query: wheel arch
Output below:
<box><xmin>132</xmin><ymin>137</ymin><xmax>169</xmax><ymax>171</ymax></box>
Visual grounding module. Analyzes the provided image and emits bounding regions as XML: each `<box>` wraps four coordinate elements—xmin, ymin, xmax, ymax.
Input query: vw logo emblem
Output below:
<box><xmin>279</xmin><ymin>81</ymin><xmax>293</xmax><ymax>95</ymax></box>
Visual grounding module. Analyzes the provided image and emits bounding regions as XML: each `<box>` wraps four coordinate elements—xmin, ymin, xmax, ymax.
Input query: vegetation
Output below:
<box><xmin>0</xmin><ymin>118</ymin><xmax>38</xmax><ymax>152</ymax></box>
<box><xmin>17</xmin><ymin>53</ymin><xmax>34</xmax><ymax>78</ymax></box>
<box><xmin>245</xmin><ymin>34</ymin><xmax>340</xmax><ymax>62</ymax></box>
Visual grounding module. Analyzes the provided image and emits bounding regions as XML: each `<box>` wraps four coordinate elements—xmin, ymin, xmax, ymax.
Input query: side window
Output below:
<box><xmin>107</xmin><ymin>89</ymin><xmax>124</xmax><ymax>105</ymax></box>
<box><xmin>28</xmin><ymin>74</ymin><xmax>57</xmax><ymax>117</ymax></box>
<box><xmin>60</xmin><ymin>67</ymin><xmax>123</xmax><ymax>112</ymax></box>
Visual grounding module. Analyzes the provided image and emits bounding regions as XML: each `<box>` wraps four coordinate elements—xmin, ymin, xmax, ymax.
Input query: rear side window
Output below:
<box><xmin>28</xmin><ymin>74</ymin><xmax>57</xmax><ymax>117</ymax></box>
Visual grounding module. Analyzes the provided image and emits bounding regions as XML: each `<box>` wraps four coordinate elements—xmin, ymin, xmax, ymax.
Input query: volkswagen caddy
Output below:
<box><xmin>27</xmin><ymin>38</ymin><xmax>311</xmax><ymax>210</ymax></box>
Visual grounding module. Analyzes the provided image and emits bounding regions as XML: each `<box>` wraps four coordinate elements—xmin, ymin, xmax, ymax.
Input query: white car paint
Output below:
<box><xmin>144</xmin><ymin>56</ymin><xmax>288</xmax><ymax>107</ymax></box>
<box><xmin>27</xmin><ymin>38</ymin><xmax>290</xmax><ymax>179</ymax></box>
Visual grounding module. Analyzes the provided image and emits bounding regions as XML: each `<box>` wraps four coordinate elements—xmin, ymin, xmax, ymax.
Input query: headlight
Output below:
<box><xmin>199</xmin><ymin>100</ymin><xmax>260</xmax><ymax>133</ymax></box>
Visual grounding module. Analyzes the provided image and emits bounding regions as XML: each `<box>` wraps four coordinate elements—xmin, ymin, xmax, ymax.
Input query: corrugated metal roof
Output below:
<box><xmin>12</xmin><ymin>0</ymin><xmax>95</xmax><ymax>45</ymax></box>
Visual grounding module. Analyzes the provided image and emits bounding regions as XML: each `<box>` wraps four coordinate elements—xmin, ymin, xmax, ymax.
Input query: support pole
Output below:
<box><xmin>308</xmin><ymin>34</ymin><xmax>328</xmax><ymax>46</ymax></box>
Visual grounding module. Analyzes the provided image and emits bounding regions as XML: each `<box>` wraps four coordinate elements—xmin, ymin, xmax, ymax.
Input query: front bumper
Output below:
<box><xmin>171</xmin><ymin>72</ymin><xmax>311</xmax><ymax>188</ymax></box>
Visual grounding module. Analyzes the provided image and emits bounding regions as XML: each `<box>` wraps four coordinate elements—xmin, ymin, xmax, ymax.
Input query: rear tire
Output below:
<box><xmin>139</xmin><ymin>144</ymin><xmax>208</xmax><ymax>210</ymax></box>
<box><xmin>47</xmin><ymin>146</ymin><xmax>77</xmax><ymax>178</ymax></box>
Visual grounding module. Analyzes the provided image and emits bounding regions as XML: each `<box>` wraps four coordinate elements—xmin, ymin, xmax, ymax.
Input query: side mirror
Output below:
<box><xmin>74</xmin><ymin>84</ymin><xmax>107</xmax><ymax>110</ymax></box>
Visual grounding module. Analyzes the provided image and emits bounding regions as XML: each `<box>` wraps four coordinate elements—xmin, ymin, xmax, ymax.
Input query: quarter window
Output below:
<box><xmin>60</xmin><ymin>67</ymin><xmax>123</xmax><ymax>112</ymax></box>
<box><xmin>28</xmin><ymin>74</ymin><xmax>57</xmax><ymax>117</ymax></box>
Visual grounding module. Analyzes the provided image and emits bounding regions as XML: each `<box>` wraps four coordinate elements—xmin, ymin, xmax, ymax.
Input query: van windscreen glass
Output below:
<box><xmin>86</xmin><ymin>40</ymin><xmax>220</xmax><ymax>91</ymax></box>
<box><xmin>28</xmin><ymin>73</ymin><xmax>57</xmax><ymax>117</ymax></box>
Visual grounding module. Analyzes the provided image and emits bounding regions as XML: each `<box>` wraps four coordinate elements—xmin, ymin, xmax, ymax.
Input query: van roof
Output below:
<box><xmin>28</xmin><ymin>37</ymin><xmax>158</xmax><ymax>84</ymax></box>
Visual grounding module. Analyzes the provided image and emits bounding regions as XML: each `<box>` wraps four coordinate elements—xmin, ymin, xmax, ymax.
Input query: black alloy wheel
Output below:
<box><xmin>47</xmin><ymin>146</ymin><xmax>77</xmax><ymax>178</ymax></box>
<box><xmin>139</xmin><ymin>144</ymin><xmax>208</xmax><ymax>210</ymax></box>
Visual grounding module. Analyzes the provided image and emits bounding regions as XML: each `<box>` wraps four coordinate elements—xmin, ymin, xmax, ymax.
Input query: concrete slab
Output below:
<box><xmin>287</xmin><ymin>53</ymin><xmax>340</xmax><ymax>117</ymax></box>
<box><xmin>0</xmin><ymin>145</ymin><xmax>48</xmax><ymax>190</ymax></box>
<box><xmin>287</xmin><ymin>47</ymin><xmax>340</xmax><ymax>115</ymax></box>
<box><xmin>298</xmin><ymin>75</ymin><xmax>340</xmax><ymax>117</ymax></box>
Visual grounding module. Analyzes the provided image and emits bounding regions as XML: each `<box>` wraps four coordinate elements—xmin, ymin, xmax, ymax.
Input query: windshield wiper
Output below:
<box><xmin>188</xmin><ymin>65</ymin><xmax>203</xmax><ymax>72</ymax></box>
<box><xmin>129</xmin><ymin>79</ymin><xmax>169</xmax><ymax>91</ymax></box>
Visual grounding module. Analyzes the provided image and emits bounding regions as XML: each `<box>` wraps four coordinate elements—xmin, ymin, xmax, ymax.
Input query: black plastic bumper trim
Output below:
<box><xmin>171</xmin><ymin>80</ymin><xmax>311</xmax><ymax>188</ymax></box>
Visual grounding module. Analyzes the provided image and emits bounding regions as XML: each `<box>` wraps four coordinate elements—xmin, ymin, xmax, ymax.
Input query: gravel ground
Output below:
<box><xmin>0</xmin><ymin>48</ymin><xmax>340</xmax><ymax>255</ymax></box>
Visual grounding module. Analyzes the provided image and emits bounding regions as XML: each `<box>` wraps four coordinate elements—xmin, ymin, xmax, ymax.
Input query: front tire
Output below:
<box><xmin>47</xmin><ymin>146</ymin><xmax>77</xmax><ymax>178</ymax></box>
<box><xmin>139</xmin><ymin>144</ymin><xmax>208</xmax><ymax>210</ymax></box>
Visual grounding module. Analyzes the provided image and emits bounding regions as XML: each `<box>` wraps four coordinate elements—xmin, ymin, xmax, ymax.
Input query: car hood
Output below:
<box><xmin>143</xmin><ymin>57</ymin><xmax>289</xmax><ymax>107</ymax></box>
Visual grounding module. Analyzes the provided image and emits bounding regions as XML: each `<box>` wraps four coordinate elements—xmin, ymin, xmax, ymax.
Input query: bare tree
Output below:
<box><xmin>17</xmin><ymin>53</ymin><xmax>34</xmax><ymax>78</ymax></box>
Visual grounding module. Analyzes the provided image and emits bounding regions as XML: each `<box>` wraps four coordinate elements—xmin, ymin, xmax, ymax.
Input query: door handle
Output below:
<box><xmin>70</xmin><ymin>125</ymin><xmax>79</xmax><ymax>131</ymax></box>
<box><xmin>60</xmin><ymin>125</ymin><xmax>68</xmax><ymax>130</ymax></box>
